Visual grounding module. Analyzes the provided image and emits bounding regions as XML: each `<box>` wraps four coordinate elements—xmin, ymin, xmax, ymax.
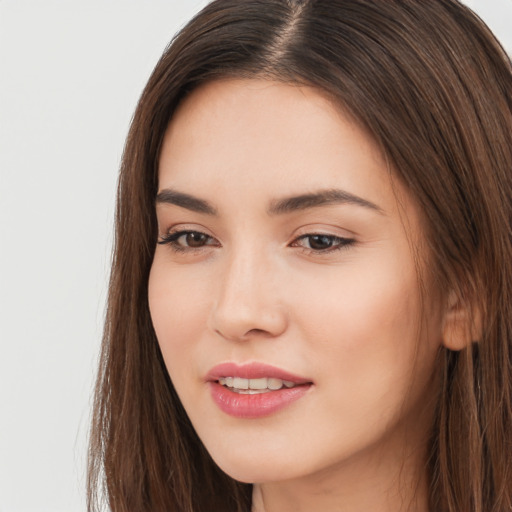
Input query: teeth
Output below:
<box><xmin>217</xmin><ymin>377</ymin><xmax>298</xmax><ymax>391</ymax></box>
<box><xmin>267</xmin><ymin>378</ymin><xmax>283</xmax><ymax>390</ymax></box>
<box><xmin>233</xmin><ymin>377</ymin><xmax>249</xmax><ymax>389</ymax></box>
<box><xmin>249</xmin><ymin>377</ymin><xmax>268</xmax><ymax>390</ymax></box>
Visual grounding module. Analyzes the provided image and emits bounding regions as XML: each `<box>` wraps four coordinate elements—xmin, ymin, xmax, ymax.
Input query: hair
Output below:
<box><xmin>87</xmin><ymin>1</ymin><xmax>512</xmax><ymax>511</ymax></box>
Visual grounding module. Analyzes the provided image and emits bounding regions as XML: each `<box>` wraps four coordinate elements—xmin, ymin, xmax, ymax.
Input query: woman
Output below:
<box><xmin>88</xmin><ymin>1</ymin><xmax>512</xmax><ymax>511</ymax></box>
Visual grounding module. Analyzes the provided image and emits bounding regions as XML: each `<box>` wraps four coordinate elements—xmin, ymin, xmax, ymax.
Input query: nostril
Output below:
<box><xmin>246</xmin><ymin>328</ymin><xmax>270</xmax><ymax>336</ymax></box>
<box><xmin>214</xmin><ymin>326</ymin><xmax>283</xmax><ymax>342</ymax></box>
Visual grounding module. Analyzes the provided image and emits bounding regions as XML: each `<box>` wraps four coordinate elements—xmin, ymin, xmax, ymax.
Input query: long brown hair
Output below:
<box><xmin>88</xmin><ymin>1</ymin><xmax>512</xmax><ymax>511</ymax></box>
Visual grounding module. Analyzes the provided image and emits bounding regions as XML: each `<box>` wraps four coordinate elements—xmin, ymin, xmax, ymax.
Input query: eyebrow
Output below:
<box><xmin>155</xmin><ymin>187</ymin><xmax>383</xmax><ymax>216</ymax></box>
<box><xmin>267</xmin><ymin>189</ymin><xmax>384</xmax><ymax>215</ymax></box>
<box><xmin>155</xmin><ymin>189</ymin><xmax>217</xmax><ymax>215</ymax></box>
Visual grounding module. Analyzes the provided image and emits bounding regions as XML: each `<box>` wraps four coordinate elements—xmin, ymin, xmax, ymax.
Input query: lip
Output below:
<box><xmin>206</xmin><ymin>362</ymin><xmax>313</xmax><ymax>419</ymax></box>
<box><xmin>206</xmin><ymin>362</ymin><xmax>311</xmax><ymax>383</ymax></box>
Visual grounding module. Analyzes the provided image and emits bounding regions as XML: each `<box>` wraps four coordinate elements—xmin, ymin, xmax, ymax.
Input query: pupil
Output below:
<box><xmin>309</xmin><ymin>235</ymin><xmax>333</xmax><ymax>250</ymax></box>
<box><xmin>186</xmin><ymin>232</ymin><xmax>207</xmax><ymax>247</ymax></box>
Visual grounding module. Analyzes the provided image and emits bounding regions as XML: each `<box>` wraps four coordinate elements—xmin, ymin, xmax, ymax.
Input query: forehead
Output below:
<box><xmin>158</xmin><ymin>78</ymin><xmax>415</xmax><ymax>223</ymax></box>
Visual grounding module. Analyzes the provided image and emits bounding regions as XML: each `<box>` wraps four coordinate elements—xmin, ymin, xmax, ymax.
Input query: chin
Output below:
<box><xmin>207</xmin><ymin>447</ymin><xmax>303</xmax><ymax>484</ymax></box>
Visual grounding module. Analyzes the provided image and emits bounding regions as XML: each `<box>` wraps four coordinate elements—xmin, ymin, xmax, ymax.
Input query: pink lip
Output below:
<box><xmin>206</xmin><ymin>362</ymin><xmax>313</xmax><ymax>419</ymax></box>
<box><xmin>206</xmin><ymin>362</ymin><xmax>311</xmax><ymax>383</ymax></box>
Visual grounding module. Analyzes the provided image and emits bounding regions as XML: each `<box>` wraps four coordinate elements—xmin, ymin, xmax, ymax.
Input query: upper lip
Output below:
<box><xmin>206</xmin><ymin>362</ymin><xmax>312</xmax><ymax>384</ymax></box>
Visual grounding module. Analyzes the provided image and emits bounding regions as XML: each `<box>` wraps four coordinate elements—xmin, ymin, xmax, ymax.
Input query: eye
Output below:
<box><xmin>292</xmin><ymin>234</ymin><xmax>355</xmax><ymax>253</ymax></box>
<box><xmin>158</xmin><ymin>230</ymin><xmax>219</xmax><ymax>251</ymax></box>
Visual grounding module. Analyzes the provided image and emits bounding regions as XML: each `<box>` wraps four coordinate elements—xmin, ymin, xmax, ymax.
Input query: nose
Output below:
<box><xmin>208</xmin><ymin>248</ymin><xmax>288</xmax><ymax>342</ymax></box>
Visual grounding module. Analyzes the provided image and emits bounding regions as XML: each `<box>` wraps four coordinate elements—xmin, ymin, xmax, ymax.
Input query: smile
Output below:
<box><xmin>207</xmin><ymin>362</ymin><xmax>313</xmax><ymax>418</ymax></box>
<box><xmin>217</xmin><ymin>376</ymin><xmax>297</xmax><ymax>393</ymax></box>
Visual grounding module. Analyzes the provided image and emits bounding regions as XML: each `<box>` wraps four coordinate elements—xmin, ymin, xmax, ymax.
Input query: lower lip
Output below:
<box><xmin>209</xmin><ymin>382</ymin><xmax>311</xmax><ymax>419</ymax></box>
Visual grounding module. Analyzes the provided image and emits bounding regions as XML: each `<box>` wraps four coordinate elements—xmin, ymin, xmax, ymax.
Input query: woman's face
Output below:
<box><xmin>149</xmin><ymin>79</ymin><xmax>444</xmax><ymax>485</ymax></box>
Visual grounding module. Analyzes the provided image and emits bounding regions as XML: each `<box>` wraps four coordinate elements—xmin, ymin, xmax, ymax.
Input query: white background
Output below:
<box><xmin>0</xmin><ymin>1</ymin><xmax>510</xmax><ymax>511</ymax></box>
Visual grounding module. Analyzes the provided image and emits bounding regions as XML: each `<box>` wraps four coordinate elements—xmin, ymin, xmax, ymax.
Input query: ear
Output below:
<box><xmin>442</xmin><ymin>290</ymin><xmax>482</xmax><ymax>351</ymax></box>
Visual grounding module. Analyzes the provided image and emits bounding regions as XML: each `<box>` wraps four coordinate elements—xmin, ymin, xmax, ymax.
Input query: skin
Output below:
<box><xmin>148</xmin><ymin>79</ymin><xmax>447</xmax><ymax>512</ymax></box>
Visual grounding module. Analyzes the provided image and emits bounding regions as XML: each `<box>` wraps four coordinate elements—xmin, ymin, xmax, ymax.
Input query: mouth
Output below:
<box><xmin>206</xmin><ymin>362</ymin><xmax>313</xmax><ymax>418</ymax></box>
<box><xmin>217</xmin><ymin>376</ymin><xmax>300</xmax><ymax>394</ymax></box>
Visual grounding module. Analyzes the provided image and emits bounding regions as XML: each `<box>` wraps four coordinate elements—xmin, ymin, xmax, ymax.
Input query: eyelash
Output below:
<box><xmin>158</xmin><ymin>230</ymin><xmax>355</xmax><ymax>255</ymax></box>
<box><xmin>157</xmin><ymin>230</ymin><xmax>220</xmax><ymax>253</ymax></box>
<box><xmin>291</xmin><ymin>233</ymin><xmax>355</xmax><ymax>253</ymax></box>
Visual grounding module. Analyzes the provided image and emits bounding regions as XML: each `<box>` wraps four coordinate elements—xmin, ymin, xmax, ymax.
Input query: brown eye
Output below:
<box><xmin>291</xmin><ymin>234</ymin><xmax>355</xmax><ymax>253</ymax></box>
<box><xmin>157</xmin><ymin>230</ymin><xmax>219</xmax><ymax>251</ymax></box>
<box><xmin>185</xmin><ymin>232</ymin><xmax>208</xmax><ymax>247</ymax></box>
<box><xmin>307</xmin><ymin>235</ymin><xmax>336</xmax><ymax>250</ymax></box>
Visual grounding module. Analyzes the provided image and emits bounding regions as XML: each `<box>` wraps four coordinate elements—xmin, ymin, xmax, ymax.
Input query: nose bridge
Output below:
<box><xmin>210</xmin><ymin>241</ymin><xmax>287</xmax><ymax>341</ymax></box>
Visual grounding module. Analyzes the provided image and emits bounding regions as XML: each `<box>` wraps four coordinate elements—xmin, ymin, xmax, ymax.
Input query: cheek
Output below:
<box><xmin>289</xmin><ymin>252</ymin><xmax>420</xmax><ymax>349</ymax></box>
<box><xmin>287</xmin><ymin>251</ymin><xmax>441</xmax><ymax>409</ymax></box>
<box><xmin>148</xmin><ymin>258</ymin><xmax>213</xmax><ymax>383</ymax></box>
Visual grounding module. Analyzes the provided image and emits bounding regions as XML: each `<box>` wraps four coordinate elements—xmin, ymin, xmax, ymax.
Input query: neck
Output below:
<box><xmin>251</xmin><ymin>431</ymin><xmax>431</xmax><ymax>512</ymax></box>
